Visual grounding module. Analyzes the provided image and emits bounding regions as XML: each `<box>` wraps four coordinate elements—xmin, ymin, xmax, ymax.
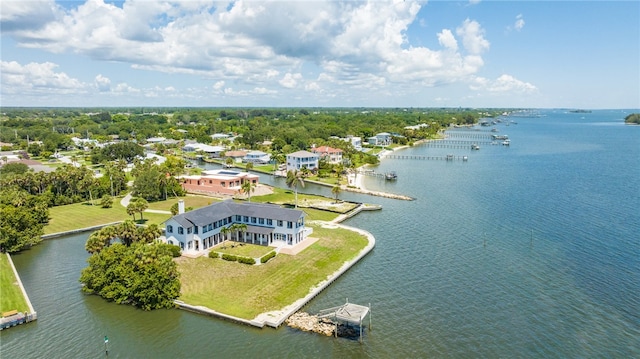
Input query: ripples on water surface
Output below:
<box><xmin>1</xmin><ymin>110</ymin><xmax>638</xmax><ymax>358</ymax></box>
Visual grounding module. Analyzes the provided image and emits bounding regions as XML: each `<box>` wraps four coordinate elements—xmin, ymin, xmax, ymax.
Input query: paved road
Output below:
<box><xmin>120</xmin><ymin>193</ymin><xmax>171</xmax><ymax>214</ymax></box>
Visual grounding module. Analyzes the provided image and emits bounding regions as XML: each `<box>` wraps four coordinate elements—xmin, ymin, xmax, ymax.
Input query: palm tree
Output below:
<box><xmin>220</xmin><ymin>226</ymin><xmax>231</xmax><ymax>243</ymax></box>
<box><xmin>286</xmin><ymin>170</ymin><xmax>305</xmax><ymax>208</ymax></box>
<box><xmin>234</xmin><ymin>223</ymin><xmax>248</xmax><ymax>243</ymax></box>
<box><xmin>225</xmin><ymin>157</ymin><xmax>234</xmax><ymax>168</ymax></box>
<box><xmin>332</xmin><ymin>185</ymin><xmax>342</xmax><ymax>203</ymax></box>
<box><xmin>245</xmin><ymin>161</ymin><xmax>254</xmax><ymax>172</ymax></box>
<box><xmin>239</xmin><ymin>180</ymin><xmax>256</xmax><ymax>202</ymax></box>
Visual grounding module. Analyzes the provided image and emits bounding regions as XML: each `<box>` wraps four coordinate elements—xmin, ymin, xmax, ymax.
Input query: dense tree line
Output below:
<box><xmin>1</xmin><ymin>107</ymin><xmax>501</xmax><ymax>153</ymax></box>
<box><xmin>0</xmin><ymin>186</ymin><xmax>49</xmax><ymax>252</ymax></box>
<box><xmin>90</xmin><ymin>142</ymin><xmax>144</xmax><ymax>164</ymax></box>
<box><xmin>0</xmin><ymin>164</ymin><xmax>112</xmax><ymax>206</ymax></box>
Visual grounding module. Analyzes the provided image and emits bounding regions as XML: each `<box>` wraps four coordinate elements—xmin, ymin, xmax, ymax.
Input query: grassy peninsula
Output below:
<box><xmin>176</xmin><ymin>224</ymin><xmax>369</xmax><ymax>319</ymax></box>
<box><xmin>0</xmin><ymin>254</ymin><xmax>30</xmax><ymax>313</ymax></box>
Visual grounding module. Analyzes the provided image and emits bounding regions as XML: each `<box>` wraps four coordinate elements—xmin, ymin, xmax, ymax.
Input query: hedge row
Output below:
<box><xmin>260</xmin><ymin>251</ymin><xmax>277</xmax><ymax>263</ymax></box>
<box><xmin>217</xmin><ymin>253</ymin><xmax>255</xmax><ymax>265</ymax></box>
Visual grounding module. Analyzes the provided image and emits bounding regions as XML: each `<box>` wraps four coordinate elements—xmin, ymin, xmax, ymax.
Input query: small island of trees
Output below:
<box><xmin>624</xmin><ymin>113</ymin><xmax>640</xmax><ymax>124</ymax></box>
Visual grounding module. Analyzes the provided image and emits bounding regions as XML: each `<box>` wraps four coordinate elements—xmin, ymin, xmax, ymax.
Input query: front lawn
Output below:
<box><xmin>176</xmin><ymin>224</ymin><xmax>369</xmax><ymax>319</ymax></box>
<box><xmin>214</xmin><ymin>242</ymin><xmax>274</xmax><ymax>258</ymax></box>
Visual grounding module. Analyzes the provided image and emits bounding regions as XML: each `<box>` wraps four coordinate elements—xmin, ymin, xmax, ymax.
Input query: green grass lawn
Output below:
<box><xmin>145</xmin><ymin>195</ymin><xmax>219</xmax><ymax>211</ymax></box>
<box><xmin>0</xmin><ymin>254</ymin><xmax>29</xmax><ymax>313</ymax></box>
<box><xmin>45</xmin><ymin>200</ymin><xmax>172</xmax><ymax>234</ymax></box>
<box><xmin>176</xmin><ymin>224</ymin><xmax>369</xmax><ymax>319</ymax></box>
<box><xmin>215</xmin><ymin>242</ymin><xmax>274</xmax><ymax>258</ymax></box>
<box><xmin>44</xmin><ymin>185</ymin><xmax>347</xmax><ymax>235</ymax></box>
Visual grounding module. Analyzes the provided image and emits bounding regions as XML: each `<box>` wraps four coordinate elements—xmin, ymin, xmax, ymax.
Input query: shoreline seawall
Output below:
<box><xmin>1</xmin><ymin>253</ymin><xmax>37</xmax><ymax>331</ymax></box>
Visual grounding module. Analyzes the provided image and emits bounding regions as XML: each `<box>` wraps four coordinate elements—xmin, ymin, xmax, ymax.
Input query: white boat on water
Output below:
<box><xmin>502</xmin><ymin>140</ymin><xmax>511</xmax><ymax>146</ymax></box>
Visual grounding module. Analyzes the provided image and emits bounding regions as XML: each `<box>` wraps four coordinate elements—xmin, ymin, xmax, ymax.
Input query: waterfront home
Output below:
<box><xmin>367</xmin><ymin>133</ymin><xmax>392</xmax><ymax>146</ymax></box>
<box><xmin>223</xmin><ymin>150</ymin><xmax>247</xmax><ymax>164</ymax></box>
<box><xmin>179</xmin><ymin>169</ymin><xmax>258</xmax><ymax>196</ymax></box>
<box><xmin>182</xmin><ymin>143</ymin><xmax>225</xmax><ymax>158</ymax></box>
<box><xmin>311</xmin><ymin>146</ymin><xmax>343</xmax><ymax>164</ymax></box>
<box><xmin>243</xmin><ymin>150</ymin><xmax>271</xmax><ymax>164</ymax></box>
<box><xmin>163</xmin><ymin>200</ymin><xmax>312</xmax><ymax>254</ymax></box>
<box><xmin>343</xmin><ymin>135</ymin><xmax>363</xmax><ymax>151</ymax></box>
<box><xmin>286</xmin><ymin>150</ymin><xmax>319</xmax><ymax>172</ymax></box>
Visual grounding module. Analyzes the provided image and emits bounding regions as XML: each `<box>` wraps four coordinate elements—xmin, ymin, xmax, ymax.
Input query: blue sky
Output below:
<box><xmin>1</xmin><ymin>0</ymin><xmax>638</xmax><ymax>109</ymax></box>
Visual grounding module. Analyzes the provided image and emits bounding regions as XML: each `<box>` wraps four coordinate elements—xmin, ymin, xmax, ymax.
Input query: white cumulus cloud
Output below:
<box><xmin>279</xmin><ymin>73</ymin><xmax>303</xmax><ymax>88</ymax></box>
<box><xmin>1</xmin><ymin>61</ymin><xmax>86</xmax><ymax>95</ymax></box>
<box><xmin>0</xmin><ymin>1</ymin><xmax>520</xmax><ymax>106</ymax></box>
<box><xmin>470</xmin><ymin>74</ymin><xmax>537</xmax><ymax>93</ymax></box>
<box><xmin>95</xmin><ymin>74</ymin><xmax>111</xmax><ymax>92</ymax></box>
<box><xmin>456</xmin><ymin>19</ymin><xmax>490</xmax><ymax>55</ymax></box>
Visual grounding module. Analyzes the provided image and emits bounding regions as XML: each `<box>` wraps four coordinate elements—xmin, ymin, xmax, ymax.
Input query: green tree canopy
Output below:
<box><xmin>624</xmin><ymin>113</ymin><xmax>640</xmax><ymax>124</ymax></box>
<box><xmin>0</xmin><ymin>187</ymin><xmax>48</xmax><ymax>252</ymax></box>
<box><xmin>79</xmin><ymin>242</ymin><xmax>180</xmax><ymax>310</ymax></box>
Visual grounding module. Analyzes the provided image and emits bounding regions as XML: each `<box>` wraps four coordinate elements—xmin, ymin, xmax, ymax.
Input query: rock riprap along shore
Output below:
<box><xmin>285</xmin><ymin>312</ymin><xmax>359</xmax><ymax>337</ymax></box>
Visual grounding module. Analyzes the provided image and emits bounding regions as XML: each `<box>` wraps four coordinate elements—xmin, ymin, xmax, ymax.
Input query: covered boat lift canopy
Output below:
<box><xmin>317</xmin><ymin>299</ymin><xmax>371</xmax><ymax>342</ymax></box>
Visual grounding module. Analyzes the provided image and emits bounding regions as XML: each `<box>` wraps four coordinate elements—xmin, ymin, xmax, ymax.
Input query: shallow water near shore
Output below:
<box><xmin>2</xmin><ymin>109</ymin><xmax>639</xmax><ymax>358</ymax></box>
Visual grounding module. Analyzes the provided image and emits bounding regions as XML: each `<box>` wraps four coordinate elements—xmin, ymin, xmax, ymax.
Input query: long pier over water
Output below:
<box><xmin>382</xmin><ymin>154</ymin><xmax>469</xmax><ymax>161</ymax></box>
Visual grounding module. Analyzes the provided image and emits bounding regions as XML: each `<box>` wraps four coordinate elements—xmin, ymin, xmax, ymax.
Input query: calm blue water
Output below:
<box><xmin>2</xmin><ymin>109</ymin><xmax>639</xmax><ymax>358</ymax></box>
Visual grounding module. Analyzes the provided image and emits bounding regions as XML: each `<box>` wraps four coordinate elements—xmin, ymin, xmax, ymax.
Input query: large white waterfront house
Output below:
<box><xmin>163</xmin><ymin>200</ymin><xmax>312</xmax><ymax>255</ymax></box>
<box><xmin>286</xmin><ymin>150</ymin><xmax>319</xmax><ymax>172</ymax></box>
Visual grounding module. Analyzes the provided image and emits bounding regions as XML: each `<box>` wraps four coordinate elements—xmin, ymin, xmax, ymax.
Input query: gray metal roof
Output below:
<box><xmin>245</xmin><ymin>225</ymin><xmax>274</xmax><ymax>235</ymax></box>
<box><xmin>169</xmin><ymin>200</ymin><xmax>303</xmax><ymax>228</ymax></box>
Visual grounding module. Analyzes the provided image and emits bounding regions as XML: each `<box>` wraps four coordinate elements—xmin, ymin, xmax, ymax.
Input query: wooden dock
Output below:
<box><xmin>356</xmin><ymin>170</ymin><xmax>399</xmax><ymax>179</ymax></box>
<box><xmin>382</xmin><ymin>154</ymin><xmax>468</xmax><ymax>161</ymax></box>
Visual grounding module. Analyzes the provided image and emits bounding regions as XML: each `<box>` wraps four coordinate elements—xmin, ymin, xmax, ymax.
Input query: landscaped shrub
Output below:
<box><xmin>261</xmin><ymin>251</ymin><xmax>277</xmax><ymax>263</ymax></box>
<box><xmin>208</xmin><ymin>251</ymin><xmax>219</xmax><ymax>259</ymax></box>
<box><xmin>221</xmin><ymin>253</ymin><xmax>238</xmax><ymax>262</ymax></box>
<box><xmin>162</xmin><ymin>244</ymin><xmax>182</xmax><ymax>258</ymax></box>
<box><xmin>237</xmin><ymin>256</ymin><xmax>256</xmax><ymax>265</ymax></box>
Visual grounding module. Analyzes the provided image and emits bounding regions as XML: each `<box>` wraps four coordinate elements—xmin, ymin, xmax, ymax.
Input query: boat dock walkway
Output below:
<box><xmin>382</xmin><ymin>154</ymin><xmax>469</xmax><ymax>161</ymax></box>
<box><xmin>356</xmin><ymin>170</ymin><xmax>397</xmax><ymax>179</ymax></box>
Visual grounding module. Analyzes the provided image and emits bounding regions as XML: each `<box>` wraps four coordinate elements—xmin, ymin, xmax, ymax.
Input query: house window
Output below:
<box><xmin>178</xmin><ymin>227</ymin><xmax>184</xmax><ymax>235</ymax></box>
<box><xmin>235</xmin><ymin>215</ymin><xmax>241</xmax><ymax>222</ymax></box>
<box><xmin>187</xmin><ymin>227</ymin><xmax>192</xmax><ymax>234</ymax></box>
<box><xmin>221</xmin><ymin>182</ymin><xmax>225</xmax><ymax>187</ymax></box>
<box><xmin>208</xmin><ymin>224</ymin><xmax>213</xmax><ymax>231</ymax></box>
<box><xmin>167</xmin><ymin>225</ymin><xmax>173</xmax><ymax>233</ymax></box>
<box><xmin>267</xmin><ymin>219</ymin><xmax>273</xmax><ymax>226</ymax></box>
<box><xmin>194</xmin><ymin>226</ymin><xmax>198</xmax><ymax>234</ymax></box>
<box><xmin>287</xmin><ymin>221</ymin><xmax>293</xmax><ymax>229</ymax></box>
<box><xmin>251</xmin><ymin>217</ymin><xmax>257</xmax><ymax>224</ymax></box>
<box><xmin>202</xmin><ymin>226</ymin><xmax>207</xmax><ymax>233</ymax></box>
<box><xmin>244</xmin><ymin>216</ymin><xmax>249</xmax><ymax>222</ymax></box>
<box><xmin>277</xmin><ymin>220</ymin><xmax>283</xmax><ymax>227</ymax></box>
<box><xmin>259</xmin><ymin>218</ymin><xmax>264</xmax><ymax>225</ymax></box>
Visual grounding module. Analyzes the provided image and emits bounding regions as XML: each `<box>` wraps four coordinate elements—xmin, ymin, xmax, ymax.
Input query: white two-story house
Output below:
<box><xmin>163</xmin><ymin>200</ymin><xmax>311</xmax><ymax>255</ymax></box>
<box><xmin>286</xmin><ymin>150</ymin><xmax>319</xmax><ymax>172</ymax></box>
